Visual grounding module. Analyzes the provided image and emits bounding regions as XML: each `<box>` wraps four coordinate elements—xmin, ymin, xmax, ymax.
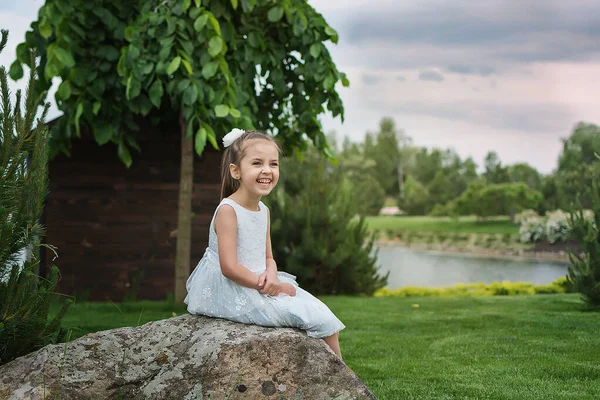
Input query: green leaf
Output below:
<box><xmin>124</xmin><ymin>26</ymin><xmax>136</xmax><ymax>42</ymax></box>
<box><xmin>126</xmin><ymin>75</ymin><xmax>132</xmax><ymax>99</ymax></box>
<box><xmin>230</xmin><ymin>0</ymin><xmax>238</xmax><ymax>9</ymax></box>
<box><xmin>44</xmin><ymin>61</ymin><xmax>59</xmax><ymax>81</ymax></box>
<box><xmin>208</xmin><ymin>36</ymin><xmax>224</xmax><ymax>57</ymax></box>
<box><xmin>149</xmin><ymin>80</ymin><xmax>163</xmax><ymax>107</ymax></box>
<box><xmin>9</xmin><ymin>61</ymin><xmax>23</xmax><ymax>80</ymax></box>
<box><xmin>202</xmin><ymin>61</ymin><xmax>218</xmax><ymax>79</ymax></box>
<box><xmin>195</xmin><ymin>127</ymin><xmax>208</xmax><ymax>155</ymax></box>
<box><xmin>53</xmin><ymin>47</ymin><xmax>75</xmax><ymax>68</ymax></box>
<box><xmin>183</xmin><ymin>84</ymin><xmax>198</xmax><ymax>105</ymax></box>
<box><xmin>268</xmin><ymin>7</ymin><xmax>284</xmax><ymax>22</ymax></box>
<box><xmin>202</xmin><ymin>122</ymin><xmax>219</xmax><ymax>149</ymax></box>
<box><xmin>92</xmin><ymin>101</ymin><xmax>101</xmax><ymax>115</ymax></box>
<box><xmin>309</xmin><ymin>43</ymin><xmax>321</xmax><ymax>58</ymax></box>
<box><xmin>93</xmin><ymin>124</ymin><xmax>112</xmax><ymax>145</ymax></box>
<box><xmin>214</xmin><ymin>104</ymin><xmax>229</xmax><ymax>117</ymax></box>
<box><xmin>183</xmin><ymin>0</ymin><xmax>191</xmax><ymax>11</ymax></box>
<box><xmin>208</xmin><ymin>15</ymin><xmax>221</xmax><ymax>36</ymax></box>
<box><xmin>323</xmin><ymin>75</ymin><xmax>334</xmax><ymax>90</ymax></box>
<box><xmin>325</xmin><ymin>26</ymin><xmax>339</xmax><ymax>44</ymax></box>
<box><xmin>118</xmin><ymin>142</ymin><xmax>132</xmax><ymax>168</ymax></box>
<box><xmin>189</xmin><ymin>6</ymin><xmax>202</xmax><ymax>19</ymax></box>
<box><xmin>181</xmin><ymin>59</ymin><xmax>193</xmax><ymax>74</ymax></box>
<box><xmin>194</xmin><ymin>14</ymin><xmax>209</xmax><ymax>32</ymax></box>
<box><xmin>74</xmin><ymin>102</ymin><xmax>83</xmax><ymax>137</ymax></box>
<box><xmin>324</xmin><ymin>146</ymin><xmax>337</xmax><ymax>161</ymax></box>
<box><xmin>177</xmin><ymin>79</ymin><xmax>191</xmax><ymax>93</ymax></box>
<box><xmin>229</xmin><ymin>108</ymin><xmax>241</xmax><ymax>118</ymax></box>
<box><xmin>341</xmin><ymin>76</ymin><xmax>350</xmax><ymax>87</ymax></box>
<box><xmin>166</xmin><ymin>56</ymin><xmax>181</xmax><ymax>75</ymax></box>
<box><xmin>248</xmin><ymin>32</ymin><xmax>261</xmax><ymax>48</ymax></box>
<box><xmin>194</xmin><ymin>0</ymin><xmax>201</xmax><ymax>7</ymax></box>
<box><xmin>39</xmin><ymin>17</ymin><xmax>52</xmax><ymax>39</ymax></box>
<box><xmin>186</xmin><ymin>117</ymin><xmax>195</xmax><ymax>138</ymax></box>
<box><xmin>57</xmin><ymin>81</ymin><xmax>72</xmax><ymax>100</ymax></box>
<box><xmin>98</xmin><ymin>45</ymin><xmax>120</xmax><ymax>61</ymax></box>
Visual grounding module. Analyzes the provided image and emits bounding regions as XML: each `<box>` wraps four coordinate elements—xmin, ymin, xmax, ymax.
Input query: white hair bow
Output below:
<box><xmin>222</xmin><ymin>128</ymin><xmax>245</xmax><ymax>148</ymax></box>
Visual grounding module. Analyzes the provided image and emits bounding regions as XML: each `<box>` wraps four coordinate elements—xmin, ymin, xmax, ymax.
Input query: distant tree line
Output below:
<box><xmin>334</xmin><ymin>118</ymin><xmax>600</xmax><ymax>218</ymax></box>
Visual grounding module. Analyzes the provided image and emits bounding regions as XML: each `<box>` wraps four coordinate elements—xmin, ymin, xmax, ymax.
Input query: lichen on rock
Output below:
<box><xmin>0</xmin><ymin>315</ymin><xmax>376</xmax><ymax>399</ymax></box>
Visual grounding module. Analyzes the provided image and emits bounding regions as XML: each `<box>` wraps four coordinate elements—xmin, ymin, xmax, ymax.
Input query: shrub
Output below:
<box><xmin>0</xmin><ymin>31</ymin><xmax>70</xmax><ymax>366</ymax></box>
<box><xmin>266</xmin><ymin>150</ymin><xmax>388</xmax><ymax>295</ymax></box>
<box><xmin>374</xmin><ymin>278</ymin><xmax>568</xmax><ymax>297</ymax></box>
<box><xmin>514</xmin><ymin>209</ymin><xmax>539</xmax><ymax>224</ymax></box>
<box><xmin>546</xmin><ymin>210</ymin><xmax>571</xmax><ymax>244</ymax></box>
<box><xmin>519</xmin><ymin>216</ymin><xmax>546</xmax><ymax>243</ymax></box>
<box><xmin>567</xmin><ymin>183</ymin><xmax>600</xmax><ymax>308</ymax></box>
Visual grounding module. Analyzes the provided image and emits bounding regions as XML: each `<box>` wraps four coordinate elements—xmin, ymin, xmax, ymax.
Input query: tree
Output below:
<box><xmin>0</xmin><ymin>30</ymin><xmax>69</xmax><ymax>365</ymax></box>
<box><xmin>339</xmin><ymin>153</ymin><xmax>385</xmax><ymax>216</ymax></box>
<box><xmin>567</xmin><ymin>178</ymin><xmax>600</xmax><ymax>308</ymax></box>
<box><xmin>555</xmin><ymin>123</ymin><xmax>600</xmax><ymax>210</ymax></box>
<box><xmin>265</xmin><ymin>149</ymin><xmax>387</xmax><ymax>295</ymax></box>
<box><xmin>363</xmin><ymin>118</ymin><xmax>412</xmax><ymax>197</ymax></box>
<box><xmin>11</xmin><ymin>0</ymin><xmax>348</xmax><ymax>301</ymax></box>
<box><xmin>507</xmin><ymin>162</ymin><xmax>542</xmax><ymax>191</ymax></box>
<box><xmin>456</xmin><ymin>182</ymin><xmax>543</xmax><ymax>221</ymax></box>
<box><xmin>402</xmin><ymin>150</ymin><xmax>478</xmax><ymax>215</ymax></box>
<box><xmin>398</xmin><ymin>175</ymin><xmax>430</xmax><ymax>215</ymax></box>
<box><xmin>483</xmin><ymin>151</ymin><xmax>510</xmax><ymax>184</ymax></box>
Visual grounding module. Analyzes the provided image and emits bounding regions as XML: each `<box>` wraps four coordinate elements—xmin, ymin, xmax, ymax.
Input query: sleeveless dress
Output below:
<box><xmin>184</xmin><ymin>198</ymin><xmax>345</xmax><ymax>338</ymax></box>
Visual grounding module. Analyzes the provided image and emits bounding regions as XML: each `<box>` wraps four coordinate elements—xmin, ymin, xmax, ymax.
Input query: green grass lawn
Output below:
<box><xmin>50</xmin><ymin>294</ymin><xmax>599</xmax><ymax>399</ymax></box>
<box><xmin>365</xmin><ymin>215</ymin><xmax>519</xmax><ymax>235</ymax></box>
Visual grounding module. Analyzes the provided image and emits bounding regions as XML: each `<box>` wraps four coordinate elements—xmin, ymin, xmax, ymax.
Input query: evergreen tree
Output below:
<box><xmin>0</xmin><ymin>30</ymin><xmax>70</xmax><ymax>365</ymax></box>
<box><xmin>567</xmin><ymin>179</ymin><xmax>600</xmax><ymax>309</ymax></box>
<box><xmin>265</xmin><ymin>149</ymin><xmax>387</xmax><ymax>295</ymax></box>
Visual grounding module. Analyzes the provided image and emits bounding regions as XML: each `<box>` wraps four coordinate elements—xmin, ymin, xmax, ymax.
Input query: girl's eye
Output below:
<box><xmin>271</xmin><ymin>163</ymin><xmax>279</xmax><ymax>167</ymax></box>
<box><xmin>252</xmin><ymin>161</ymin><xmax>261</xmax><ymax>166</ymax></box>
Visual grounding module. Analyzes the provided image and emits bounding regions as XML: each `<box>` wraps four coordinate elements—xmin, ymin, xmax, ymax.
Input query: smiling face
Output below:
<box><xmin>229</xmin><ymin>139</ymin><xmax>280</xmax><ymax>201</ymax></box>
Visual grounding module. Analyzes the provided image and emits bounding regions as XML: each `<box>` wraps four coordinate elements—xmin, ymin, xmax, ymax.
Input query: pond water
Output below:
<box><xmin>376</xmin><ymin>246</ymin><xmax>569</xmax><ymax>289</ymax></box>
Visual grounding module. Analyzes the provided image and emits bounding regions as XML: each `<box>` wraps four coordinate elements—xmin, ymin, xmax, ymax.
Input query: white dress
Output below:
<box><xmin>185</xmin><ymin>198</ymin><xmax>345</xmax><ymax>338</ymax></box>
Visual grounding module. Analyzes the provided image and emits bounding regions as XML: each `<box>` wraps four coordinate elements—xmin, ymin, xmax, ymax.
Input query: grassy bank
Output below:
<box><xmin>365</xmin><ymin>215</ymin><xmax>518</xmax><ymax>235</ymax></box>
<box><xmin>50</xmin><ymin>294</ymin><xmax>599</xmax><ymax>399</ymax></box>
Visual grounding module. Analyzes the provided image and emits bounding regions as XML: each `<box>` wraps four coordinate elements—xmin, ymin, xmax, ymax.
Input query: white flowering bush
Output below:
<box><xmin>583</xmin><ymin>209</ymin><xmax>596</xmax><ymax>228</ymax></box>
<box><xmin>546</xmin><ymin>210</ymin><xmax>571</xmax><ymax>244</ymax></box>
<box><xmin>519</xmin><ymin>216</ymin><xmax>546</xmax><ymax>243</ymax></box>
<box><xmin>514</xmin><ymin>209</ymin><xmax>539</xmax><ymax>224</ymax></box>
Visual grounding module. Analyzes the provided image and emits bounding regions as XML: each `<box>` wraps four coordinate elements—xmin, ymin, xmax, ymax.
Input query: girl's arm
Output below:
<box><xmin>265</xmin><ymin>208</ymin><xmax>278</xmax><ymax>274</ymax></box>
<box><xmin>260</xmin><ymin>208</ymin><xmax>295</xmax><ymax>296</ymax></box>
<box><xmin>214</xmin><ymin>205</ymin><xmax>262</xmax><ymax>290</ymax></box>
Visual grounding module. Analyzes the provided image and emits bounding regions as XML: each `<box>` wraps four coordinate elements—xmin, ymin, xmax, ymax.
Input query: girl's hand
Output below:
<box><xmin>280</xmin><ymin>283</ymin><xmax>297</xmax><ymax>297</ymax></box>
<box><xmin>258</xmin><ymin>272</ymin><xmax>282</xmax><ymax>296</ymax></box>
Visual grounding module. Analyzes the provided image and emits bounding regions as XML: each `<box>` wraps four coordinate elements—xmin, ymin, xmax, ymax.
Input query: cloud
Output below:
<box><xmin>361</xmin><ymin>73</ymin><xmax>383</xmax><ymax>85</ymax></box>
<box><xmin>366</xmin><ymin>99</ymin><xmax>575</xmax><ymax>134</ymax></box>
<box><xmin>325</xmin><ymin>0</ymin><xmax>600</xmax><ymax>71</ymax></box>
<box><xmin>447</xmin><ymin>65</ymin><xmax>496</xmax><ymax>76</ymax></box>
<box><xmin>397</xmin><ymin>75</ymin><xmax>407</xmax><ymax>82</ymax></box>
<box><xmin>418</xmin><ymin>70</ymin><xmax>444</xmax><ymax>82</ymax></box>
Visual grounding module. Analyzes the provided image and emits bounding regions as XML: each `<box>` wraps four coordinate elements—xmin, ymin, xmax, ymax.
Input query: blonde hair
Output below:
<box><xmin>220</xmin><ymin>130</ymin><xmax>282</xmax><ymax>199</ymax></box>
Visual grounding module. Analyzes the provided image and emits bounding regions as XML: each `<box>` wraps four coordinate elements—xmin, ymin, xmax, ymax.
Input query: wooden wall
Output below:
<box><xmin>42</xmin><ymin>131</ymin><xmax>222</xmax><ymax>301</ymax></box>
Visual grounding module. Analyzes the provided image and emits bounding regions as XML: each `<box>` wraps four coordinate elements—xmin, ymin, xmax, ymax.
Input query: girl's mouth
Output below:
<box><xmin>257</xmin><ymin>178</ymin><xmax>272</xmax><ymax>185</ymax></box>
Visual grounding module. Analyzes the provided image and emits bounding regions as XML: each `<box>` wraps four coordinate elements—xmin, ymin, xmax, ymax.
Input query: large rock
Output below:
<box><xmin>0</xmin><ymin>315</ymin><xmax>376</xmax><ymax>399</ymax></box>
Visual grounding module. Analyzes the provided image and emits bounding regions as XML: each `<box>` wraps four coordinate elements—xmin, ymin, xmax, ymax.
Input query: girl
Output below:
<box><xmin>185</xmin><ymin>129</ymin><xmax>345</xmax><ymax>359</ymax></box>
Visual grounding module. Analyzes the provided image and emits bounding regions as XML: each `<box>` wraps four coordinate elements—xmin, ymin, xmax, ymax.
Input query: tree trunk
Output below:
<box><xmin>397</xmin><ymin>164</ymin><xmax>404</xmax><ymax>198</ymax></box>
<box><xmin>175</xmin><ymin>115</ymin><xmax>193</xmax><ymax>303</ymax></box>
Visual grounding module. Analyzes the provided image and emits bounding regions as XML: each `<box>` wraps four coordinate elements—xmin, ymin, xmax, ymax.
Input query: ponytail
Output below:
<box><xmin>220</xmin><ymin>147</ymin><xmax>240</xmax><ymax>199</ymax></box>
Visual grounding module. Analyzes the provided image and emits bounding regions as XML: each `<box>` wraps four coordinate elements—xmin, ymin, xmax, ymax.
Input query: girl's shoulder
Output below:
<box><xmin>219</xmin><ymin>198</ymin><xmax>268</xmax><ymax>213</ymax></box>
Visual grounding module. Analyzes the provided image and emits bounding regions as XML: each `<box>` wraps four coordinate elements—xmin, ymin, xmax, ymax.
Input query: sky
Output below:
<box><xmin>2</xmin><ymin>0</ymin><xmax>600</xmax><ymax>174</ymax></box>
